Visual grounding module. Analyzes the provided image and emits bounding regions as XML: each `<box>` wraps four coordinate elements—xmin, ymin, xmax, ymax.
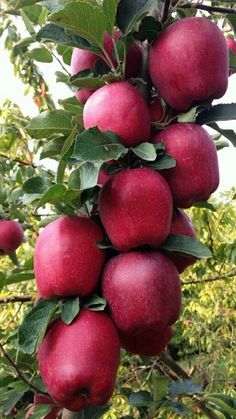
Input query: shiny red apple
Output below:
<box><xmin>120</xmin><ymin>326</ymin><xmax>172</xmax><ymax>356</ymax></box>
<box><xmin>0</xmin><ymin>220</ymin><xmax>24</xmax><ymax>254</ymax></box>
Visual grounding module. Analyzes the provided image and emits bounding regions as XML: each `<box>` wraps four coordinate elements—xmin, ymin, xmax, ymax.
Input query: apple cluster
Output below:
<box><xmin>33</xmin><ymin>17</ymin><xmax>228</xmax><ymax>415</ymax></box>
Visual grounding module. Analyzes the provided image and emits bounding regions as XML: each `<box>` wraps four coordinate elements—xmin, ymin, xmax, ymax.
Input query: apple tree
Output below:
<box><xmin>0</xmin><ymin>0</ymin><xmax>236</xmax><ymax>418</ymax></box>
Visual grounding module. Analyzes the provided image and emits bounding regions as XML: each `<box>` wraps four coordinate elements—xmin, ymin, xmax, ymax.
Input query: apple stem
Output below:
<box><xmin>62</xmin><ymin>409</ymin><xmax>84</xmax><ymax>419</ymax></box>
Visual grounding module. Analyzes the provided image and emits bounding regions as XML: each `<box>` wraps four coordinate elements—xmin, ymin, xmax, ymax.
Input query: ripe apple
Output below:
<box><xmin>167</xmin><ymin>209</ymin><xmax>197</xmax><ymax>273</ymax></box>
<box><xmin>0</xmin><ymin>220</ymin><xmax>24</xmax><ymax>254</ymax></box>
<box><xmin>120</xmin><ymin>326</ymin><xmax>172</xmax><ymax>356</ymax></box>
<box><xmin>25</xmin><ymin>395</ymin><xmax>60</xmax><ymax>419</ymax></box>
<box><xmin>153</xmin><ymin>123</ymin><xmax>219</xmax><ymax>208</ymax></box>
<box><xmin>226</xmin><ymin>36</ymin><xmax>236</xmax><ymax>54</ymax></box>
<box><xmin>98</xmin><ymin>167</ymin><xmax>173</xmax><ymax>251</ymax></box>
<box><xmin>101</xmin><ymin>251</ymin><xmax>181</xmax><ymax>335</ymax></box>
<box><xmin>71</xmin><ymin>32</ymin><xmax>142</xmax><ymax>104</ymax></box>
<box><xmin>34</xmin><ymin>216</ymin><xmax>106</xmax><ymax>299</ymax></box>
<box><xmin>37</xmin><ymin>309</ymin><xmax>120</xmax><ymax>412</ymax></box>
<box><xmin>83</xmin><ymin>82</ymin><xmax>151</xmax><ymax>147</ymax></box>
<box><xmin>149</xmin><ymin>17</ymin><xmax>229</xmax><ymax>111</ymax></box>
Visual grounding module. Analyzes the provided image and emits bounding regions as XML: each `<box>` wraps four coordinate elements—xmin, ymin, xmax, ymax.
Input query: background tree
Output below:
<box><xmin>0</xmin><ymin>0</ymin><xmax>236</xmax><ymax>418</ymax></box>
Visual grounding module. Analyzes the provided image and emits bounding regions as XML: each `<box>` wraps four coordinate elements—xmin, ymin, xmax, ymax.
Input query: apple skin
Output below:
<box><xmin>34</xmin><ymin>216</ymin><xmax>106</xmax><ymax>299</ymax></box>
<box><xmin>167</xmin><ymin>209</ymin><xmax>197</xmax><ymax>273</ymax></box>
<box><xmin>101</xmin><ymin>251</ymin><xmax>181</xmax><ymax>335</ymax></box>
<box><xmin>149</xmin><ymin>95</ymin><xmax>165</xmax><ymax>123</ymax></box>
<box><xmin>149</xmin><ymin>17</ymin><xmax>229</xmax><ymax>112</ymax></box>
<box><xmin>37</xmin><ymin>309</ymin><xmax>120</xmax><ymax>412</ymax></box>
<box><xmin>0</xmin><ymin>220</ymin><xmax>24</xmax><ymax>254</ymax></box>
<box><xmin>71</xmin><ymin>48</ymin><xmax>98</xmax><ymax>104</ymax></box>
<box><xmin>120</xmin><ymin>326</ymin><xmax>172</xmax><ymax>357</ymax></box>
<box><xmin>25</xmin><ymin>395</ymin><xmax>60</xmax><ymax>419</ymax></box>
<box><xmin>98</xmin><ymin>167</ymin><xmax>173</xmax><ymax>251</ymax></box>
<box><xmin>83</xmin><ymin>82</ymin><xmax>151</xmax><ymax>147</ymax></box>
<box><xmin>226</xmin><ymin>37</ymin><xmax>236</xmax><ymax>54</ymax></box>
<box><xmin>152</xmin><ymin>123</ymin><xmax>219</xmax><ymax>208</ymax></box>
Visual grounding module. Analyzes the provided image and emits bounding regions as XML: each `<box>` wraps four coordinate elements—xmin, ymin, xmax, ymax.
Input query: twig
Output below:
<box><xmin>0</xmin><ymin>342</ymin><xmax>47</xmax><ymax>395</ymax></box>
<box><xmin>161</xmin><ymin>0</ymin><xmax>172</xmax><ymax>23</ymax></box>
<box><xmin>0</xmin><ymin>296</ymin><xmax>32</xmax><ymax>304</ymax></box>
<box><xmin>182</xmin><ymin>270</ymin><xmax>236</xmax><ymax>286</ymax></box>
<box><xmin>158</xmin><ymin>352</ymin><xmax>190</xmax><ymax>379</ymax></box>
<box><xmin>0</xmin><ymin>153</ymin><xmax>36</xmax><ymax>168</ymax></box>
<box><xmin>181</xmin><ymin>3</ymin><xmax>236</xmax><ymax>15</ymax></box>
<box><xmin>51</xmin><ymin>51</ymin><xmax>70</xmax><ymax>76</ymax></box>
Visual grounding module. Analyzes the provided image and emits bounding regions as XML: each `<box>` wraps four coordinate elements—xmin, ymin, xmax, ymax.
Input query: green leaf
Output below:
<box><xmin>72</xmin><ymin>128</ymin><xmax>128</xmax><ymax>162</ymax></box>
<box><xmin>116</xmin><ymin>0</ymin><xmax>156</xmax><ymax>35</ymax></box>
<box><xmin>40</xmin><ymin>136</ymin><xmax>65</xmax><ymax>159</ymax></box>
<box><xmin>84</xmin><ymin>404</ymin><xmax>111</xmax><ymax>419</ymax></box>
<box><xmin>133</xmin><ymin>16</ymin><xmax>162</xmax><ymax>42</ymax></box>
<box><xmin>22</xmin><ymin>176</ymin><xmax>52</xmax><ymax>194</ymax></box>
<box><xmin>132</xmin><ymin>142</ymin><xmax>157</xmax><ymax>161</ymax></box>
<box><xmin>128</xmin><ymin>390</ymin><xmax>153</xmax><ymax>407</ymax></box>
<box><xmin>27</xmin><ymin>110</ymin><xmax>74</xmax><ymax>139</ymax></box>
<box><xmin>103</xmin><ymin>0</ymin><xmax>119</xmax><ymax>35</ymax></box>
<box><xmin>8</xmin><ymin>0</ymin><xmax>41</xmax><ymax>8</ymax></box>
<box><xmin>40</xmin><ymin>0</ymin><xmax>68</xmax><ymax>13</ymax></box>
<box><xmin>205</xmin><ymin>394</ymin><xmax>236</xmax><ymax>417</ymax></box>
<box><xmin>37</xmin><ymin>23</ymin><xmax>100</xmax><ymax>52</ymax></box>
<box><xmin>21</xmin><ymin>9</ymin><xmax>36</xmax><ymax>34</ymax></box>
<box><xmin>193</xmin><ymin>201</ymin><xmax>216</xmax><ymax>211</ymax></box>
<box><xmin>59</xmin><ymin>96</ymin><xmax>84</xmax><ymax>114</ymax></box>
<box><xmin>207</xmin><ymin>122</ymin><xmax>236</xmax><ymax>147</ymax></box>
<box><xmin>169</xmin><ymin>379</ymin><xmax>203</xmax><ymax>397</ymax></box>
<box><xmin>1</xmin><ymin>272</ymin><xmax>35</xmax><ymax>287</ymax></box>
<box><xmin>2</xmin><ymin>390</ymin><xmax>27</xmax><ymax>415</ymax></box>
<box><xmin>70</xmin><ymin>73</ymin><xmax>106</xmax><ymax>89</ymax></box>
<box><xmin>84</xmin><ymin>295</ymin><xmax>107</xmax><ymax>311</ymax></box>
<box><xmin>30</xmin><ymin>405</ymin><xmax>52</xmax><ymax>418</ymax></box>
<box><xmin>149</xmin><ymin>154</ymin><xmax>176</xmax><ymax>170</ymax></box>
<box><xmin>22</xmin><ymin>4</ymin><xmax>42</xmax><ymax>24</ymax></box>
<box><xmin>36</xmin><ymin>184</ymin><xmax>66</xmax><ymax>209</ymax></box>
<box><xmin>49</xmin><ymin>1</ymin><xmax>108</xmax><ymax>48</ymax></box>
<box><xmin>215</xmin><ymin>139</ymin><xmax>230</xmax><ymax>151</ymax></box>
<box><xmin>227</xmin><ymin>14</ymin><xmax>236</xmax><ymax>33</ymax></box>
<box><xmin>163</xmin><ymin>400</ymin><xmax>191</xmax><ymax>415</ymax></box>
<box><xmin>24</xmin><ymin>47</ymin><xmax>53</xmax><ymax>62</ymax></box>
<box><xmin>162</xmin><ymin>235</ymin><xmax>212</xmax><ymax>259</ymax></box>
<box><xmin>17</xmin><ymin>300</ymin><xmax>60</xmax><ymax>354</ymax></box>
<box><xmin>230</xmin><ymin>50</ymin><xmax>236</xmax><ymax>69</ymax></box>
<box><xmin>79</xmin><ymin>162</ymin><xmax>103</xmax><ymax>189</ymax></box>
<box><xmin>196</xmin><ymin>103</ymin><xmax>236</xmax><ymax>125</ymax></box>
<box><xmin>152</xmin><ymin>372</ymin><xmax>169</xmax><ymax>401</ymax></box>
<box><xmin>61</xmin><ymin>297</ymin><xmax>80</xmax><ymax>325</ymax></box>
<box><xmin>177</xmin><ymin>106</ymin><xmax>199</xmax><ymax>123</ymax></box>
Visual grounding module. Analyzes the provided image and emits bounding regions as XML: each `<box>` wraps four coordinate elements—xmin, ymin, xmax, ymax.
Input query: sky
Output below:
<box><xmin>0</xmin><ymin>33</ymin><xmax>236</xmax><ymax>195</ymax></box>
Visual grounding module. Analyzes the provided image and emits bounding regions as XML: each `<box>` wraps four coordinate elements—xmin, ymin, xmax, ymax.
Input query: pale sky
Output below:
<box><xmin>0</xmin><ymin>34</ymin><xmax>236</xmax><ymax>195</ymax></box>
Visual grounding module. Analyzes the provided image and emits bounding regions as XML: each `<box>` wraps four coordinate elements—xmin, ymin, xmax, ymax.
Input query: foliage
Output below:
<box><xmin>0</xmin><ymin>0</ymin><xmax>235</xmax><ymax>418</ymax></box>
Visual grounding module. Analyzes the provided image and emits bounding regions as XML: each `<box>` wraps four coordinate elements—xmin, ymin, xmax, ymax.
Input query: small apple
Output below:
<box><xmin>226</xmin><ymin>36</ymin><xmax>236</xmax><ymax>55</ymax></box>
<box><xmin>37</xmin><ymin>309</ymin><xmax>120</xmax><ymax>412</ymax></box>
<box><xmin>120</xmin><ymin>326</ymin><xmax>172</xmax><ymax>356</ymax></box>
<box><xmin>167</xmin><ymin>209</ymin><xmax>197</xmax><ymax>273</ymax></box>
<box><xmin>34</xmin><ymin>216</ymin><xmax>106</xmax><ymax>299</ymax></box>
<box><xmin>83</xmin><ymin>81</ymin><xmax>151</xmax><ymax>147</ymax></box>
<box><xmin>101</xmin><ymin>251</ymin><xmax>181</xmax><ymax>335</ymax></box>
<box><xmin>98</xmin><ymin>167</ymin><xmax>173</xmax><ymax>251</ymax></box>
<box><xmin>0</xmin><ymin>220</ymin><xmax>24</xmax><ymax>254</ymax></box>
<box><xmin>149</xmin><ymin>17</ymin><xmax>229</xmax><ymax>111</ymax></box>
<box><xmin>25</xmin><ymin>395</ymin><xmax>60</xmax><ymax>419</ymax></box>
<box><xmin>153</xmin><ymin>123</ymin><xmax>219</xmax><ymax>208</ymax></box>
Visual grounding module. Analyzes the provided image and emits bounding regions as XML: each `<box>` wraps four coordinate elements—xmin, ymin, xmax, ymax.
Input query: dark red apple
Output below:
<box><xmin>149</xmin><ymin>17</ymin><xmax>229</xmax><ymax>111</ymax></box>
<box><xmin>34</xmin><ymin>216</ymin><xmax>106</xmax><ymax>298</ymax></box>
<box><xmin>167</xmin><ymin>209</ymin><xmax>197</xmax><ymax>273</ymax></box>
<box><xmin>83</xmin><ymin>82</ymin><xmax>151</xmax><ymax>147</ymax></box>
<box><xmin>37</xmin><ymin>309</ymin><xmax>120</xmax><ymax>412</ymax></box>
<box><xmin>101</xmin><ymin>251</ymin><xmax>181</xmax><ymax>335</ymax></box>
<box><xmin>153</xmin><ymin>123</ymin><xmax>219</xmax><ymax>208</ymax></box>
<box><xmin>71</xmin><ymin>32</ymin><xmax>142</xmax><ymax>104</ymax></box>
<box><xmin>120</xmin><ymin>326</ymin><xmax>172</xmax><ymax>356</ymax></box>
<box><xmin>25</xmin><ymin>395</ymin><xmax>60</xmax><ymax>419</ymax></box>
<box><xmin>98</xmin><ymin>167</ymin><xmax>173</xmax><ymax>251</ymax></box>
<box><xmin>0</xmin><ymin>220</ymin><xmax>24</xmax><ymax>254</ymax></box>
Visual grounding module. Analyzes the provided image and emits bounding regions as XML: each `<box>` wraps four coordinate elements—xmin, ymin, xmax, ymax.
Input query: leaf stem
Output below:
<box><xmin>181</xmin><ymin>2</ymin><xmax>236</xmax><ymax>15</ymax></box>
<box><xmin>161</xmin><ymin>0</ymin><xmax>172</xmax><ymax>23</ymax></box>
<box><xmin>0</xmin><ymin>153</ymin><xmax>37</xmax><ymax>168</ymax></box>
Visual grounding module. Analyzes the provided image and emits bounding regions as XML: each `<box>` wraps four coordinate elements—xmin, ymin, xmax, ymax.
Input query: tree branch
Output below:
<box><xmin>0</xmin><ymin>296</ymin><xmax>32</xmax><ymax>304</ymax></box>
<box><xmin>161</xmin><ymin>0</ymin><xmax>172</xmax><ymax>23</ymax></box>
<box><xmin>181</xmin><ymin>3</ymin><xmax>236</xmax><ymax>15</ymax></box>
<box><xmin>0</xmin><ymin>342</ymin><xmax>47</xmax><ymax>395</ymax></box>
<box><xmin>0</xmin><ymin>153</ymin><xmax>36</xmax><ymax>168</ymax></box>
<box><xmin>158</xmin><ymin>352</ymin><xmax>190</xmax><ymax>379</ymax></box>
<box><xmin>182</xmin><ymin>270</ymin><xmax>236</xmax><ymax>286</ymax></box>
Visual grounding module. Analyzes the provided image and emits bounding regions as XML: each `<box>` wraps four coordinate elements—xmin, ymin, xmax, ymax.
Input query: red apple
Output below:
<box><xmin>226</xmin><ymin>37</ymin><xmax>236</xmax><ymax>54</ymax></box>
<box><xmin>37</xmin><ymin>309</ymin><xmax>120</xmax><ymax>412</ymax></box>
<box><xmin>101</xmin><ymin>251</ymin><xmax>181</xmax><ymax>335</ymax></box>
<box><xmin>149</xmin><ymin>17</ymin><xmax>229</xmax><ymax>111</ymax></box>
<box><xmin>83</xmin><ymin>82</ymin><xmax>151</xmax><ymax>147</ymax></box>
<box><xmin>120</xmin><ymin>326</ymin><xmax>172</xmax><ymax>356</ymax></box>
<box><xmin>34</xmin><ymin>216</ymin><xmax>106</xmax><ymax>298</ymax></box>
<box><xmin>98</xmin><ymin>167</ymin><xmax>173</xmax><ymax>251</ymax></box>
<box><xmin>71</xmin><ymin>32</ymin><xmax>142</xmax><ymax>104</ymax></box>
<box><xmin>0</xmin><ymin>220</ymin><xmax>24</xmax><ymax>254</ymax></box>
<box><xmin>167</xmin><ymin>209</ymin><xmax>197</xmax><ymax>273</ymax></box>
<box><xmin>153</xmin><ymin>123</ymin><xmax>219</xmax><ymax>208</ymax></box>
<box><xmin>25</xmin><ymin>395</ymin><xmax>60</xmax><ymax>419</ymax></box>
